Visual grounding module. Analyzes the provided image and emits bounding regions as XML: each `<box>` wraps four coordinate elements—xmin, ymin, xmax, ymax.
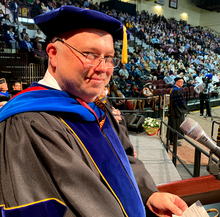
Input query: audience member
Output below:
<box><xmin>2</xmin><ymin>14</ymin><xmax>15</xmax><ymax>31</ymax></box>
<box><xmin>33</xmin><ymin>43</ymin><xmax>48</xmax><ymax>64</ymax></box>
<box><xmin>19</xmin><ymin>28</ymin><xmax>28</xmax><ymax>42</ymax></box>
<box><xmin>142</xmin><ymin>82</ymin><xmax>158</xmax><ymax>111</ymax></box>
<box><xmin>31</xmin><ymin>0</ymin><xmax>42</xmax><ymax>18</ymax></box>
<box><xmin>4</xmin><ymin>27</ymin><xmax>19</xmax><ymax>49</ymax></box>
<box><xmin>41</xmin><ymin>2</ymin><xmax>48</xmax><ymax>13</ymax></box>
<box><xmin>0</xmin><ymin>78</ymin><xmax>9</xmax><ymax>108</ymax></box>
<box><xmin>35</xmin><ymin>29</ymin><xmax>46</xmax><ymax>48</ymax></box>
<box><xmin>47</xmin><ymin>1</ymin><xmax>54</xmax><ymax>11</ymax></box>
<box><xmin>9</xmin><ymin>0</ymin><xmax>18</xmax><ymax>23</ymax></box>
<box><xmin>164</xmin><ymin>72</ymin><xmax>174</xmax><ymax>87</ymax></box>
<box><xmin>20</xmin><ymin>34</ymin><xmax>34</xmax><ymax>54</ymax></box>
<box><xmin>9</xmin><ymin>81</ymin><xmax>21</xmax><ymax>98</ymax></box>
<box><xmin>130</xmin><ymin>84</ymin><xmax>145</xmax><ymax>110</ymax></box>
<box><xmin>118</xmin><ymin>64</ymin><xmax>129</xmax><ymax>79</ymax></box>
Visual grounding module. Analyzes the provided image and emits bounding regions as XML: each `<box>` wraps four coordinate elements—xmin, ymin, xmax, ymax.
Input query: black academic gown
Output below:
<box><xmin>167</xmin><ymin>86</ymin><xmax>188</xmax><ymax>143</ymax></box>
<box><xmin>0</xmin><ymin>105</ymin><xmax>158</xmax><ymax>217</ymax></box>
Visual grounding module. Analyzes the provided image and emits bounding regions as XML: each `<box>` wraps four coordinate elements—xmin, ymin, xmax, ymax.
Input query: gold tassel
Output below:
<box><xmin>121</xmin><ymin>26</ymin><xmax>127</xmax><ymax>64</ymax></box>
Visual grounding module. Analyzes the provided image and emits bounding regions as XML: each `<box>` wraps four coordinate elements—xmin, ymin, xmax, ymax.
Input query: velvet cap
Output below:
<box><xmin>0</xmin><ymin>78</ymin><xmax>6</xmax><ymax>85</ymax></box>
<box><xmin>33</xmin><ymin>6</ymin><xmax>129</xmax><ymax>41</ymax></box>
<box><xmin>174</xmin><ymin>77</ymin><xmax>184</xmax><ymax>82</ymax></box>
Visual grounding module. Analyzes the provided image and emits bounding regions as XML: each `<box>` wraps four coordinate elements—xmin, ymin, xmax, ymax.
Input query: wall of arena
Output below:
<box><xmin>119</xmin><ymin>0</ymin><xmax>220</xmax><ymax>33</ymax></box>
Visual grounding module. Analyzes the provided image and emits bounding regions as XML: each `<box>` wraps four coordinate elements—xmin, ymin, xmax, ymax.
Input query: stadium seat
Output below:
<box><xmin>158</xmin><ymin>84</ymin><xmax>164</xmax><ymax>89</ymax></box>
<box><xmin>155</xmin><ymin>89</ymin><xmax>162</xmax><ymax>96</ymax></box>
<box><xmin>164</xmin><ymin>84</ymin><xmax>169</xmax><ymax>88</ymax></box>
<box><xmin>158</xmin><ymin>79</ymin><xmax>165</xmax><ymax>85</ymax></box>
<box><xmin>182</xmin><ymin>87</ymin><xmax>189</xmax><ymax>99</ymax></box>
<box><xmin>189</xmin><ymin>86</ymin><xmax>195</xmax><ymax>99</ymax></box>
<box><xmin>161</xmin><ymin>89</ymin><xmax>167</xmax><ymax>95</ymax></box>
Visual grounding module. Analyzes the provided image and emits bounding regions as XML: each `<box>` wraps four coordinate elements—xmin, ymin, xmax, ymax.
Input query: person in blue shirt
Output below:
<box><xmin>151</xmin><ymin>35</ymin><xmax>160</xmax><ymax>44</ymax></box>
<box><xmin>129</xmin><ymin>65</ymin><xmax>136</xmax><ymax>77</ymax></box>
<box><xmin>83</xmin><ymin>0</ymin><xmax>89</xmax><ymax>8</ymax></box>
<box><xmin>149</xmin><ymin>59</ymin><xmax>157</xmax><ymax>70</ymax></box>
<box><xmin>125</xmin><ymin>58</ymin><xmax>132</xmax><ymax>71</ymax></box>
<box><xmin>134</xmin><ymin>65</ymin><xmax>142</xmax><ymax>77</ymax></box>
<box><xmin>164</xmin><ymin>72</ymin><xmax>175</xmax><ymax>87</ymax></box>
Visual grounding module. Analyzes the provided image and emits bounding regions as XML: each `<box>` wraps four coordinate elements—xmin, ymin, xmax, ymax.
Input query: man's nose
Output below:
<box><xmin>95</xmin><ymin>59</ymin><xmax>108</xmax><ymax>72</ymax></box>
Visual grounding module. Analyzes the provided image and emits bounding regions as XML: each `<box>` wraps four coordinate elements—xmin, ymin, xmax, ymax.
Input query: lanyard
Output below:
<box><xmin>76</xmin><ymin>97</ymin><xmax>106</xmax><ymax>130</ymax></box>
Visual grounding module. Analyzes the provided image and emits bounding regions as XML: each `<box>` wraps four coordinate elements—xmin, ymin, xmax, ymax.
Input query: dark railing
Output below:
<box><xmin>211</xmin><ymin>120</ymin><xmax>219</xmax><ymax>143</ymax></box>
<box><xmin>159</xmin><ymin>121</ymin><xmax>219</xmax><ymax>178</ymax></box>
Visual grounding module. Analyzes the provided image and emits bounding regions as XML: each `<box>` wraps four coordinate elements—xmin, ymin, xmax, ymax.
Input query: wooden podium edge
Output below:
<box><xmin>157</xmin><ymin>175</ymin><xmax>220</xmax><ymax>205</ymax></box>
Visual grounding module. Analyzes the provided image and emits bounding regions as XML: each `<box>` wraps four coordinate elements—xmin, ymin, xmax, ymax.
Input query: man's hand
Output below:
<box><xmin>146</xmin><ymin>192</ymin><xmax>188</xmax><ymax>217</ymax></box>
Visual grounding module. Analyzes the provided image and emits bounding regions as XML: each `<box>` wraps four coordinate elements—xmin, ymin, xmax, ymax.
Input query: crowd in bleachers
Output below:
<box><xmin>0</xmin><ymin>0</ymin><xmax>220</xmax><ymax>111</ymax></box>
<box><xmin>108</xmin><ymin>10</ymin><xmax>220</xmax><ymax>110</ymax></box>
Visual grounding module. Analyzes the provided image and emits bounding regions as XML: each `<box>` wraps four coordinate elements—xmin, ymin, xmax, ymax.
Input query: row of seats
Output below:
<box><xmin>152</xmin><ymin>79</ymin><xmax>169</xmax><ymax>89</ymax></box>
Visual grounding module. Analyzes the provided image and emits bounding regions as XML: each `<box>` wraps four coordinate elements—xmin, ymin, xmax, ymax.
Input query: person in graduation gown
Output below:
<box><xmin>0</xmin><ymin>6</ymin><xmax>188</xmax><ymax>217</ymax></box>
<box><xmin>8</xmin><ymin>80</ymin><xmax>22</xmax><ymax>98</ymax></box>
<box><xmin>167</xmin><ymin>77</ymin><xmax>188</xmax><ymax>146</ymax></box>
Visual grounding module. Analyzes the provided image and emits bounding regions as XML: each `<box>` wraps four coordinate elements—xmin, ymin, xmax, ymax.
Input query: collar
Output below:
<box><xmin>38</xmin><ymin>70</ymin><xmax>62</xmax><ymax>90</ymax></box>
<box><xmin>175</xmin><ymin>85</ymin><xmax>182</xmax><ymax>90</ymax></box>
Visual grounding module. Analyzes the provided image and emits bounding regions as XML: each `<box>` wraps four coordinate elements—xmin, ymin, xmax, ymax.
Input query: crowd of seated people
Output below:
<box><xmin>1</xmin><ymin>0</ymin><xmax>220</xmax><ymax>112</ymax></box>
<box><xmin>0</xmin><ymin>78</ymin><xmax>21</xmax><ymax>108</ymax></box>
<box><xmin>107</xmin><ymin>9</ymin><xmax>220</xmax><ymax>110</ymax></box>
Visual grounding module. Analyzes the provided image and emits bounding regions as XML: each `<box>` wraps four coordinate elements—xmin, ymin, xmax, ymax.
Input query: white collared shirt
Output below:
<box><xmin>38</xmin><ymin>70</ymin><xmax>61</xmax><ymax>90</ymax></box>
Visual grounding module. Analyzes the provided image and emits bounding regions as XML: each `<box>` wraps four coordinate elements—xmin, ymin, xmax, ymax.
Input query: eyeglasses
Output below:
<box><xmin>54</xmin><ymin>38</ymin><xmax>120</xmax><ymax>68</ymax></box>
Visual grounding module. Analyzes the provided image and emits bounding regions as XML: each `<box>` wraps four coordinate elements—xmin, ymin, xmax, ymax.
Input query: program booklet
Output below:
<box><xmin>173</xmin><ymin>200</ymin><xmax>209</xmax><ymax>217</ymax></box>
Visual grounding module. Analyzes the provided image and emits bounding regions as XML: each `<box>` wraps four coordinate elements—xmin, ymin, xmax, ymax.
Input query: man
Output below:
<box><xmin>9</xmin><ymin>80</ymin><xmax>22</xmax><ymax>98</ymax></box>
<box><xmin>19</xmin><ymin>28</ymin><xmax>29</xmax><ymax>41</ymax></box>
<box><xmin>31</xmin><ymin>0</ymin><xmax>42</xmax><ymax>18</ymax></box>
<box><xmin>12</xmin><ymin>80</ymin><xmax>21</xmax><ymax>91</ymax></box>
<box><xmin>194</xmin><ymin>77</ymin><xmax>213</xmax><ymax>118</ymax></box>
<box><xmin>0</xmin><ymin>78</ymin><xmax>9</xmax><ymax>108</ymax></box>
<box><xmin>118</xmin><ymin>64</ymin><xmax>129</xmax><ymax>79</ymax></box>
<box><xmin>0</xmin><ymin>6</ymin><xmax>187</xmax><ymax>217</ymax></box>
<box><xmin>47</xmin><ymin>1</ymin><xmax>54</xmax><ymax>11</ymax></box>
<box><xmin>164</xmin><ymin>72</ymin><xmax>174</xmax><ymax>87</ymax></box>
<box><xmin>20</xmin><ymin>34</ymin><xmax>34</xmax><ymax>54</ymax></box>
<box><xmin>167</xmin><ymin>77</ymin><xmax>188</xmax><ymax>146</ymax></box>
<box><xmin>33</xmin><ymin>43</ymin><xmax>48</xmax><ymax>64</ymax></box>
<box><xmin>149</xmin><ymin>58</ymin><xmax>157</xmax><ymax>71</ymax></box>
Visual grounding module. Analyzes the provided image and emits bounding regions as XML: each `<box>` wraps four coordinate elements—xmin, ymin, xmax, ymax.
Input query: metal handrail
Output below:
<box><xmin>159</xmin><ymin>121</ymin><xmax>218</xmax><ymax>178</ymax></box>
<box><xmin>211</xmin><ymin>120</ymin><xmax>219</xmax><ymax>143</ymax></box>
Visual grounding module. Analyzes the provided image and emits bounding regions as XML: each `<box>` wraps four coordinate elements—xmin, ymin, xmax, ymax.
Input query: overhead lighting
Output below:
<box><xmin>156</xmin><ymin>5</ymin><xmax>162</xmax><ymax>9</ymax></box>
<box><xmin>182</xmin><ymin>13</ymin><xmax>188</xmax><ymax>16</ymax></box>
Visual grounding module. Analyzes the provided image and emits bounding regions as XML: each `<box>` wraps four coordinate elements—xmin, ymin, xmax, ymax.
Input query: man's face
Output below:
<box><xmin>51</xmin><ymin>29</ymin><xmax>114</xmax><ymax>103</ymax></box>
<box><xmin>176</xmin><ymin>79</ymin><xmax>184</xmax><ymax>88</ymax></box>
<box><xmin>25</xmin><ymin>35</ymin><xmax>29</xmax><ymax>41</ymax></box>
<box><xmin>37</xmin><ymin>44</ymin><xmax>42</xmax><ymax>50</ymax></box>
<box><xmin>0</xmin><ymin>83</ymin><xmax>8</xmax><ymax>91</ymax></box>
<box><xmin>13</xmin><ymin>83</ymin><xmax>21</xmax><ymax>90</ymax></box>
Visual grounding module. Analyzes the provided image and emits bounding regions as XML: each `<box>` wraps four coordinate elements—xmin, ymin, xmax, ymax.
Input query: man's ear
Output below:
<box><xmin>46</xmin><ymin>43</ymin><xmax>57</xmax><ymax>68</ymax></box>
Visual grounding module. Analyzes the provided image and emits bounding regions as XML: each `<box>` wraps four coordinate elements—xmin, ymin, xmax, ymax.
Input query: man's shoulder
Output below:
<box><xmin>1</xmin><ymin>111</ymin><xmax>57</xmax><ymax>127</ymax></box>
<box><xmin>2</xmin><ymin>111</ymin><xmax>73</xmax><ymax>137</ymax></box>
